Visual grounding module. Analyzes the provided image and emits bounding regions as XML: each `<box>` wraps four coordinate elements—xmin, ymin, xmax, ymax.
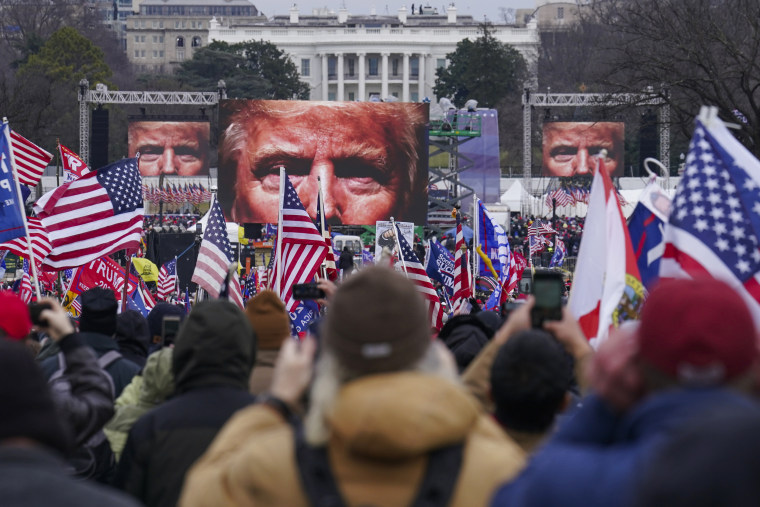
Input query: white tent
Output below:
<box><xmin>500</xmin><ymin>180</ymin><xmax>544</xmax><ymax>216</ymax></box>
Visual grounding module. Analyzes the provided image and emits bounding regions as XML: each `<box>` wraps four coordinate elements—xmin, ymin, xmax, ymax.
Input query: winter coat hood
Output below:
<box><xmin>115</xmin><ymin>310</ymin><xmax>151</xmax><ymax>367</ymax></box>
<box><xmin>172</xmin><ymin>300</ymin><xmax>257</xmax><ymax>394</ymax></box>
<box><xmin>328</xmin><ymin>372</ymin><xmax>480</xmax><ymax>460</ymax></box>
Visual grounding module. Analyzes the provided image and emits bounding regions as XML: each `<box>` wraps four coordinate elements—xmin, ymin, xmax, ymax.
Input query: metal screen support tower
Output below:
<box><xmin>521</xmin><ymin>89</ymin><xmax>670</xmax><ymax>212</ymax></box>
<box><xmin>427</xmin><ymin>112</ymin><xmax>482</xmax><ymax>234</ymax></box>
<box><xmin>77</xmin><ymin>79</ymin><xmax>227</xmax><ymax>166</ymax></box>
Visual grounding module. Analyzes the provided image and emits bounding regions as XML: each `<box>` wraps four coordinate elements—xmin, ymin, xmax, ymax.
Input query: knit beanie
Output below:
<box><xmin>324</xmin><ymin>266</ymin><xmax>430</xmax><ymax>375</ymax></box>
<box><xmin>78</xmin><ymin>287</ymin><xmax>118</xmax><ymax>336</ymax></box>
<box><xmin>245</xmin><ymin>290</ymin><xmax>290</xmax><ymax>350</ymax></box>
<box><xmin>0</xmin><ymin>291</ymin><xmax>32</xmax><ymax>340</ymax></box>
<box><xmin>0</xmin><ymin>340</ymin><xmax>71</xmax><ymax>455</ymax></box>
<box><xmin>638</xmin><ymin>278</ymin><xmax>758</xmax><ymax>385</ymax></box>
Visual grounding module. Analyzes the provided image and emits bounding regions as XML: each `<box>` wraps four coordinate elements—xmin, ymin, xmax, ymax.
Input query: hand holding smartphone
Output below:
<box><xmin>531</xmin><ymin>270</ymin><xmax>564</xmax><ymax>328</ymax></box>
<box><xmin>292</xmin><ymin>283</ymin><xmax>326</xmax><ymax>300</ymax></box>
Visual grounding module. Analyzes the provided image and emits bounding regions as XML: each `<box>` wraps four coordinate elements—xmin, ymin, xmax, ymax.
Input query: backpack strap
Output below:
<box><xmin>410</xmin><ymin>443</ymin><xmax>464</xmax><ymax>507</ymax></box>
<box><xmin>96</xmin><ymin>350</ymin><xmax>121</xmax><ymax>398</ymax></box>
<box><xmin>293</xmin><ymin>421</ymin><xmax>346</xmax><ymax>507</ymax></box>
<box><xmin>293</xmin><ymin>418</ymin><xmax>465</xmax><ymax>507</ymax></box>
<box><xmin>97</xmin><ymin>350</ymin><xmax>122</xmax><ymax>370</ymax></box>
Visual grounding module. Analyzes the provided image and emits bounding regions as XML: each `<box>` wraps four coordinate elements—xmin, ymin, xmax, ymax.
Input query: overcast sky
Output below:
<box><xmin>268</xmin><ymin>1</ymin><xmax>536</xmax><ymax>24</ymax></box>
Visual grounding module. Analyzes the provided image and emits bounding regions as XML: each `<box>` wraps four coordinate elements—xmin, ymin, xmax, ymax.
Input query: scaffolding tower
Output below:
<box><xmin>77</xmin><ymin>79</ymin><xmax>227</xmax><ymax>166</ymax></box>
<box><xmin>522</xmin><ymin>89</ymin><xmax>670</xmax><ymax>214</ymax></box>
<box><xmin>427</xmin><ymin>111</ymin><xmax>482</xmax><ymax>233</ymax></box>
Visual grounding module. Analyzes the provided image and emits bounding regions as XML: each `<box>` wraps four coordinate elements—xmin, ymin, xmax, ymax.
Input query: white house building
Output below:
<box><xmin>208</xmin><ymin>4</ymin><xmax>539</xmax><ymax>102</ymax></box>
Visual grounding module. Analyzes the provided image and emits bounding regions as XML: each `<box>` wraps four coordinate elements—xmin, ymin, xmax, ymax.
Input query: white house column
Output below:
<box><xmin>321</xmin><ymin>53</ymin><xmax>329</xmax><ymax>100</ymax></box>
<box><xmin>337</xmin><ymin>52</ymin><xmax>344</xmax><ymax>101</ymax></box>
<box><xmin>358</xmin><ymin>52</ymin><xmax>366</xmax><ymax>101</ymax></box>
<box><xmin>402</xmin><ymin>52</ymin><xmax>410</xmax><ymax>102</ymax></box>
<box><xmin>381</xmin><ymin>52</ymin><xmax>389</xmax><ymax>99</ymax></box>
<box><xmin>417</xmin><ymin>53</ymin><xmax>426</xmax><ymax>100</ymax></box>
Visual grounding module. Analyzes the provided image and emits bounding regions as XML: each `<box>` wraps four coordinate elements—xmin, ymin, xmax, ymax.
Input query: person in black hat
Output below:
<box><xmin>0</xmin><ymin>339</ymin><xmax>140</xmax><ymax>507</ymax></box>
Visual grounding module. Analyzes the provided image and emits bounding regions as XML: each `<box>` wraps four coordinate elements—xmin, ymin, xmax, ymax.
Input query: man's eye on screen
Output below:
<box><xmin>589</xmin><ymin>147</ymin><xmax>614</xmax><ymax>160</ymax></box>
<box><xmin>549</xmin><ymin>147</ymin><xmax>577</xmax><ymax>163</ymax></box>
<box><xmin>139</xmin><ymin>146</ymin><xmax>164</xmax><ymax>161</ymax></box>
<box><xmin>335</xmin><ymin>161</ymin><xmax>388</xmax><ymax>191</ymax></box>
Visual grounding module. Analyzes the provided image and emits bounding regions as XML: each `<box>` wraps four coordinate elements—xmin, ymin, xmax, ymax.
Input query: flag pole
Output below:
<box><xmin>3</xmin><ymin>119</ymin><xmax>41</xmax><ymax>301</ymax></box>
<box><xmin>317</xmin><ymin>175</ymin><xmax>327</xmax><ymax>280</ymax></box>
<box><xmin>472</xmin><ymin>194</ymin><xmax>478</xmax><ymax>298</ymax></box>
<box><xmin>274</xmin><ymin>167</ymin><xmax>285</xmax><ymax>296</ymax></box>
<box><xmin>55</xmin><ymin>139</ymin><xmax>61</xmax><ymax>187</ymax></box>
<box><xmin>121</xmin><ymin>253</ymin><xmax>132</xmax><ymax>310</ymax></box>
<box><xmin>390</xmin><ymin>216</ymin><xmax>407</xmax><ymax>275</ymax></box>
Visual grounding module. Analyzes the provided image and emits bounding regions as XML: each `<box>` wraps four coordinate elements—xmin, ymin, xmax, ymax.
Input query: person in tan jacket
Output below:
<box><xmin>179</xmin><ymin>266</ymin><xmax>525</xmax><ymax>507</ymax></box>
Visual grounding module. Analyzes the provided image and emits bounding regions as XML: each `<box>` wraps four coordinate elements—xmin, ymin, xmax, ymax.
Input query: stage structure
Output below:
<box><xmin>522</xmin><ymin>89</ymin><xmax>670</xmax><ymax>214</ymax></box>
<box><xmin>77</xmin><ymin>79</ymin><xmax>227</xmax><ymax>166</ymax></box>
<box><xmin>428</xmin><ymin>111</ymin><xmax>482</xmax><ymax>234</ymax></box>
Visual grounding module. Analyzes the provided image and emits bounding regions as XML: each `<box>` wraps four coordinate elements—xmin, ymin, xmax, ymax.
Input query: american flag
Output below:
<box><xmin>272</xmin><ymin>171</ymin><xmax>328</xmax><ymax>312</ymax></box>
<box><xmin>546</xmin><ymin>187</ymin><xmax>573</xmax><ymax>208</ymax></box>
<box><xmin>529</xmin><ymin>218</ymin><xmax>557</xmax><ymax>236</ymax></box>
<box><xmin>18</xmin><ymin>259</ymin><xmax>33</xmax><ymax>303</ymax></box>
<box><xmin>33</xmin><ymin>157</ymin><xmax>143</xmax><ymax>269</ymax></box>
<box><xmin>452</xmin><ymin>209</ymin><xmax>471</xmax><ymax>313</ymax></box>
<box><xmin>395</xmin><ymin>222</ymin><xmax>444</xmax><ymax>330</ymax></box>
<box><xmin>316</xmin><ymin>180</ymin><xmax>338</xmax><ymax>281</ymax></box>
<box><xmin>191</xmin><ymin>199</ymin><xmax>244</xmax><ymax>309</ymax></box>
<box><xmin>157</xmin><ymin>258</ymin><xmax>178</xmax><ymax>300</ymax></box>
<box><xmin>661</xmin><ymin>116</ymin><xmax>760</xmax><ymax>319</ymax></box>
<box><xmin>0</xmin><ymin>217</ymin><xmax>53</xmax><ymax>270</ymax></box>
<box><xmin>10</xmin><ymin>130</ymin><xmax>52</xmax><ymax>187</ymax></box>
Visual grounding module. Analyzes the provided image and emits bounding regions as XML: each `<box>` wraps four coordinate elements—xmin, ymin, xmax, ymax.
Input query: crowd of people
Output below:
<box><xmin>508</xmin><ymin>214</ymin><xmax>585</xmax><ymax>259</ymax></box>
<box><xmin>2</xmin><ymin>265</ymin><xmax>759</xmax><ymax>506</ymax></box>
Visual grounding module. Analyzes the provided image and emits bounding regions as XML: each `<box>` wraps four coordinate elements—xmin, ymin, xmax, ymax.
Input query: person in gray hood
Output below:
<box><xmin>112</xmin><ymin>300</ymin><xmax>257</xmax><ymax>507</ymax></box>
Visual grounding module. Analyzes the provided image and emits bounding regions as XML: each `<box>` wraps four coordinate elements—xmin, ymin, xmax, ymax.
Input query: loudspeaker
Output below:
<box><xmin>243</xmin><ymin>223</ymin><xmax>262</xmax><ymax>239</ymax></box>
<box><xmin>638</xmin><ymin>111</ymin><xmax>658</xmax><ymax>176</ymax></box>
<box><xmin>91</xmin><ymin>108</ymin><xmax>109</xmax><ymax>170</ymax></box>
<box><xmin>147</xmin><ymin>232</ymin><xmax>199</xmax><ymax>291</ymax></box>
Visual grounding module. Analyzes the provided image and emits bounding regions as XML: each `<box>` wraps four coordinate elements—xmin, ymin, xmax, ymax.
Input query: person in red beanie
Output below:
<box><xmin>0</xmin><ymin>290</ymin><xmax>33</xmax><ymax>341</ymax></box>
<box><xmin>492</xmin><ymin>277</ymin><xmax>760</xmax><ymax>507</ymax></box>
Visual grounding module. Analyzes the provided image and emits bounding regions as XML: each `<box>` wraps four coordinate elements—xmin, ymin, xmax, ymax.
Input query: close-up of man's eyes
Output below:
<box><xmin>173</xmin><ymin>146</ymin><xmax>201</xmax><ymax>160</ymax></box>
<box><xmin>550</xmin><ymin>145</ymin><xmax>614</xmax><ymax>161</ymax></box>
<box><xmin>549</xmin><ymin>146</ymin><xmax>578</xmax><ymax>161</ymax></box>
<box><xmin>334</xmin><ymin>159</ymin><xmax>389</xmax><ymax>185</ymax></box>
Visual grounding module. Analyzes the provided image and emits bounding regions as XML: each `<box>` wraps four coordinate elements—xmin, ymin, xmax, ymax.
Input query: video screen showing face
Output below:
<box><xmin>217</xmin><ymin>100</ymin><xmax>429</xmax><ymax>226</ymax></box>
<box><xmin>128</xmin><ymin>120</ymin><xmax>211</xmax><ymax>177</ymax></box>
<box><xmin>542</xmin><ymin>122</ymin><xmax>625</xmax><ymax>177</ymax></box>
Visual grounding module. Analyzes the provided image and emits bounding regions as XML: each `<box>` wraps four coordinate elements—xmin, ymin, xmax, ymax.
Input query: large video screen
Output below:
<box><xmin>128</xmin><ymin>120</ymin><xmax>211</xmax><ymax>177</ymax></box>
<box><xmin>542</xmin><ymin>122</ymin><xmax>625</xmax><ymax>177</ymax></box>
<box><xmin>217</xmin><ymin>100</ymin><xmax>429</xmax><ymax>225</ymax></box>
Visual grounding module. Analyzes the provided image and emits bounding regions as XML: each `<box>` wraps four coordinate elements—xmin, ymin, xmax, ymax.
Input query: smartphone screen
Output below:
<box><xmin>292</xmin><ymin>283</ymin><xmax>326</xmax><ymax>300</ymax></box>
<box><xmin>531</xmin><ymin>271</ymin><xmax>564</xmax><ymax>327</ymax></box>
<box><xmin>161</xmin><ymin>315</ymin><xmax>181</xmax><ymax>345</ymax></box>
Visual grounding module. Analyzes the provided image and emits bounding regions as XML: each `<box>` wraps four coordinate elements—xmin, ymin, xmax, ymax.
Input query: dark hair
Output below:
<box><xmin>490</xmin><ymin>329</ymin><xmax>573</xmax><ymax>433</ymax></box>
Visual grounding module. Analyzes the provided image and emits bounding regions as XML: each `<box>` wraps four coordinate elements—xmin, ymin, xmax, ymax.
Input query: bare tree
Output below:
<box><xmin>586</xmin><ymin>0</ymin><xmax>760</xmax><ymax>155</ymax></box>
